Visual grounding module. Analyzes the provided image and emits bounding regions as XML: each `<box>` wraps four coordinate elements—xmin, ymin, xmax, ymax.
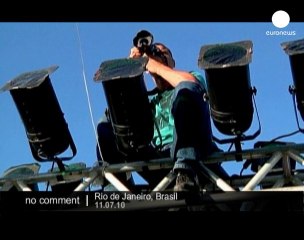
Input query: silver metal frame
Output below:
<box><xmin>1</xmin><ymin>143</ymin><xmax>304</xmax><ymax>192</ymax></box>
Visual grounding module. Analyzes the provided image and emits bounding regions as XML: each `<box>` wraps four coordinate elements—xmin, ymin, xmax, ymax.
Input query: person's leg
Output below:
<box><xmin>96</xmin><ymin>120</ymin><xmax>135</xmax><ymax>188</ymax></box>
<box><xmin>96</xmin><ymin>119</ymin><xmax>169</xmax><ymax>190</ymax></box>
<box><xmin>171</xmin><ymin>81</ymin><xmax>214</xmax><ymax>169</ymax></box>
<box><xmin>96</xmin><ymin>121</ymin><xmax>124</xmax><ymax>164</ymax></box>
<box><xmin>170</xmin><ymin>81</ymin><xmax>215</xmax><ymax>191</ymax></box>
<box><xmin>137</xmin><ymin>147</ymin><xmax>171</xmax><ymax>190</ymax></box>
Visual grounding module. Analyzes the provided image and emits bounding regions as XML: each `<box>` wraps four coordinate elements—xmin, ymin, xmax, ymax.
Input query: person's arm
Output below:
<box><xmin>146</xmin><ymin>57</ymin><xmax>197</xmax><ymax>87</ymax></box>
<box><xmin>129</xmin><ymin>46</ymin><xmax>197</xmax><ymax>87</ymax></box>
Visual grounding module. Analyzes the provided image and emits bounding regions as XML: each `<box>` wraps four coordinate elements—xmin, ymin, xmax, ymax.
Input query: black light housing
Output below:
<box><xmin>94</xmin><ymin>57</ymin><xmax>154</xmax><ymax>156</ymax></box>
<box><xmin>0</xmin><ymin>66</ymin><xmax>76</xmax><ymax>170</ymax></box>
<box><xmin>281</xmin><ymin>38</ymin><xmax>304</xmax><ymax>131</ymax></box>
<box><xmin>198</xmin><ymin>40</ymin><xmax>260</xmax><ymax>152</ymax></box>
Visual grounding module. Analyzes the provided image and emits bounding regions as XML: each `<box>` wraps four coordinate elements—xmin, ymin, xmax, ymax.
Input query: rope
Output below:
<box><xmin>74</xmin><ymin>23</ymin><xmax>103</xmax><ymax>162</ymax></box>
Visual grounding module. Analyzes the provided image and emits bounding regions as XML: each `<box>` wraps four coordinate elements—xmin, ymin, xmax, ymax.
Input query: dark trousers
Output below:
<box><xmin>96</xmin><ymin>81</ymin><xmax>227</xmax><ymax>187</ymax></box>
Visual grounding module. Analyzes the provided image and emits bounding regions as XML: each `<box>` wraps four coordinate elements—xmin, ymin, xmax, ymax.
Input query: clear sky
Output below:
<box><xmin>0</xmin><ymin>21</ymin><xmax>303</xmax><ymax>186</ymax></box>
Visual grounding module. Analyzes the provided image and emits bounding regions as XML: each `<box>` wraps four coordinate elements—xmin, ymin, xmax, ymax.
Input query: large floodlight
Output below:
<box><xmin>0</xmin><ymin>66</ymin><xmax>76</xmax><ymax>170</ymax></box>
<box><xmin>281</xmin><ymin>38</ymin><xmax>304</xmax><ymax>131</ymax></box>
<box><xmin>94</xmin><ymin>58</ymin><xmax>154</xmax><ymax>156</ymax></box>
<box><xmin>198</xmin><ymin>40</ymin><xmax>260</xmax><ymax>152</ymax></box>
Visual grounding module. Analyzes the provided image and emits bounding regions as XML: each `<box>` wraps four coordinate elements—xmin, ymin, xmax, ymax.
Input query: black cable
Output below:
<box><xmin>154</xmin><ymin>117</ymin><xmax>163</xmax><ymax>151</ymax></box>
<box><xmin>269</xmin><ymin>129</ymin><xmax>300</xmax><ymax>143</ymax></box>
<box><xmin>268</xmin><ymin>87</ymin><xmax>304</xmax><ymax>142</ymax></box>
<box><xmin>46</xmin><ymin>161</ymin><xmax>55</xmax><ymax>191</ymax></box>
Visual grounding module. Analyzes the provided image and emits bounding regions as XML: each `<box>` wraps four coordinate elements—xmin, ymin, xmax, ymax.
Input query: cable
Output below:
<box><xmin>269</xmin><ymin>129</ymin><xmax>300</xmax><ymax>142</ymax></box>
<box><xmin>46</xmin><ymin>161</ymin><xmax>55</xmax><ymax>191</ymax></box>
<box><xmin>75</xmin><ymin>23</ymin><xmax>104</xmax><ymax>162</ymax></box>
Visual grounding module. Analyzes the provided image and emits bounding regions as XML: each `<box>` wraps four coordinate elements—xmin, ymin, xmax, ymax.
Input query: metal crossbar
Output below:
<box><xmin>1</xmin><ymin>143</ymin><xmax>304</xmax><ymax>193</ymax></box>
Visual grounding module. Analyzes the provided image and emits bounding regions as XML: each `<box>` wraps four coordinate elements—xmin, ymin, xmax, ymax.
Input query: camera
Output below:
<box><xmin>133</xmin><ymin>30</ymin><xmax>158</xmax><ymax>55</ymax></box>
<box><xmin>133</xmin><ymin>30</ymin><xmax>170</xmax><ymax>66</ymax></box>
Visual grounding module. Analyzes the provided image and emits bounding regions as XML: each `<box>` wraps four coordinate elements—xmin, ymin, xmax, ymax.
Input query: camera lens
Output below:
<box><xmin>133</xmin><ymin>30</ymin><xmax>154</xmax><ymax>52</ymax></box>
<box><xmin>138</xmin><ymin>37</ymin><xmax>151</xmax><ymax>48</ymax></box>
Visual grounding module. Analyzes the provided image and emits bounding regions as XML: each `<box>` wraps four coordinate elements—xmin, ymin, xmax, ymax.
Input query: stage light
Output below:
<box><xmin>281</xmin><ymin>38</ymin><xmax>304</xmax><ymax>130</ymax></box>
<box><xmin>0</xmin><ymin>66</ymin><xmax>76</xmax><ymax>170</ymax></box>
<box><xmin>0</xmin><ymin>163</ymin><xmax>40</xmax><ymax>191</ymax></box>
<box><xmin>94</xmin><ymin>57</ymin><xmax>154</xmax><ymax>156</ymax></box>
<box><xmin>198</xmin><ymin>40</ymin><xmax>260</xmax><ymax>151</ymax></box>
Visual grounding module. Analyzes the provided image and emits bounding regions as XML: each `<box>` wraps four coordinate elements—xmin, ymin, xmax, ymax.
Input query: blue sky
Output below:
<box><xmin>0</xmin><ymin>21</ymin><xmax>303</xmax><ymax>185</ymax></box>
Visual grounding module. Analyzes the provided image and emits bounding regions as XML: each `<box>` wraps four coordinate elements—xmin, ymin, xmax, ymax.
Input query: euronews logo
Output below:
<box><xmin>266</xmin><ymin>10</ymin><xmax>296</xmax><ymax>36</ymax></box>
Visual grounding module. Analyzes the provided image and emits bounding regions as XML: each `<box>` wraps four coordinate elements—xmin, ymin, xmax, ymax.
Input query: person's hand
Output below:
<box><xmin>129</xmin><ymin>47</ymin><xmax>142</xmax><ymax>58</ymax></box>
<box><xmin>145</xmin><ymin>57</ymin><xmax>158</xmax><ymax>74</ymax></box>
<box><xmin>93</xmin><ymin>69</ymin><xmax>101</xmax><ymax>81</ymax></box>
